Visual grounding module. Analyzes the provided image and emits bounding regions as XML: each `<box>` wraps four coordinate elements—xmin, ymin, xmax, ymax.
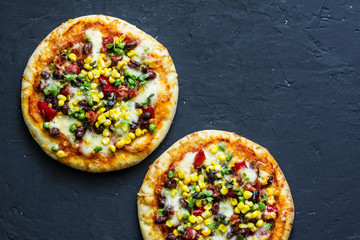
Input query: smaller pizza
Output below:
<box><xmin>21</xmin><ymin>15</ymin><xmax>178</xmax><ymax>172</ymax></box>
<box><xmin>138</xmin><ymin>130</ymin><xmax>294</xmax><ymax>240</ymax></box>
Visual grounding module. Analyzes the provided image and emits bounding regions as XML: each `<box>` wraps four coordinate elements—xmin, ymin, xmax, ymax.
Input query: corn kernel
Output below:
<box><xmin>102</xmin><ymin>137</ymin><xmax>110</xmax><ymax>145</ymax></box>
<box><xmin>241</xmin><ymin>205</ymin><xmax>250</xmax><ymax>214</ymax></box>
<box><xmin>108</xmin><ymin>144</ymin><xmax>116</xmax><ymax>152</ymax></box>
<box><xmin>204</xmin><ymin>203</ymin><xmax>212</xmax><ymax>211</ymax></box>
<box><xmin>142</xmin><ymin>129</ymin><xmax>148</xmax><ymax>134</ymax></box>
<box><xmin>218</xmin><ymin>153</ymin><xmax>226</xmax><ymax>161</ymax></box>
<box><xmin>76</xmin><ymin>91</ymin><xmax>81</xmax><ymax>96</ymax></box>
<box><xmin>58</xmin><ymin>100</ymin><xmax>64</xmax><ymax>107</ymax></box>
<box><xmin>171</xmin><ymin>189</ymin><xmax>177</xmax><ymax>197</ymax></box>
<box><xmin>68</xmin><ymin>53</ymin><xmax>77</xmax><ymax>62</ymax></box>
<box><xmin>243</xmin><ymin>191</ymin><xmax>253</xmax><ymax>200</ymax></box>
<box><xmin>74</xmin><ymin>121</ymin><xmax>82</xmax><ymax>127</ymax></box>
<box><xmin>128</xmin><ymin>132</ymin><xmax>136</xmax><ymax>139</ymax></box>
<box><xmin>216</xmin><ymin>172</ymin><xmax>223</xmax><ymax>178</ymax></box>
<box><xmin>196</xmin><ymin>200</ymin><xmax>202</xmax><ymax>207</ymax></box>
<box><xmin>84</xmin><ymin>57</ymin><xmax>92</xmax><ymax>64</ymax></box>
<box><xmin>195</xmin><ymin>185</ymin><xmax>200</xmax><ymax>192</ymax></box>
<box><xmin>256</xmin><ymin>219</ymin><xmax>264</xmax><ymax>227</ymax></box>
<box><xmin>182</xmin><ymin>192</ymin><xmax>189</xmax><ymax>198</ymax></box>
<box><xmin>173</xmin><ymin>229</ymin><xmax>179</xmax><ymax>237</ymax></box>
<box><xmin>196</xmin><ymin>216</ymin><xmax>203</xmax><ymax>224</ymax></box>
<box><xmin>135</xmin><ymin>128</ymin><xmax>142</xmax><ymax>137</ymax></box>
<box><xmin>177</xmin><ymin>212</ymin><xmax>183</xmax><ymax>220</ymax></box>
<box><xmin>92</xmin><ymin>69</ymin><xmax>100</xmax><ymax>79</ymax></box>
<box><xmin>210</xmin><ymin>145</ymin><xmax>218</xmax><ymax>154</ymax></box>
<box><xmin>204</xmin><ymin>218</ymin><xmax>213</xmax><ymax>225</ymax></box>
<box><xmin>245</xmin><ymin>213</ymin><xmax>252</xmax><ymax>220</ymax></box>
<box><xmin>56</xmin><ymin>150</ymin><xmax>66</xmax><ymax>158</ymax></box>
<box><xmin>181</xmin><ymin>184</ymin><xmax>189</xmax><ymax>192</ymax></box>
<box><xmin>177</xmin><ymin>170</ymin><xmax>185</xmax><ymax>179</ymax></box>
<box><xmin>202</xmin><ymin>210</ymin><xmax>211</xmax><ymax>219</ymax></box>
<box><xmin>268</xmin><ymin>212</ymin><xmax>276</xmax><ymax>219</ymax></box>
<box><xmin>237</xmin><ymin>202</ymin><xmax>245</xmax><ymax>209</ymax></box>
<box><xmin>218</xmin><ymin>224</ymin><xmax>227</xmax><ymax>233</ymax></box>
<box><xmin>231</xmin><ymin>198</ymin><xmax>238</xmax><ymax>206</ymax></box>
<box><xmin>250</xmin><ymin>226</ymin><xmax>257</xmax><ymax>232</ymax></box>
<box><xmin>127</xmin><ymin>50</ymin><xmax>137</xmax><ymax>56</ymax></box>
<box><xmin>116</xmin><ymin>140</ymin><xmax>125</xmax><ymax>148</ymax></box>
<box><xmin>239</xmin><ymin>223</ymin><xmax>247</xmax><ymax>229</ymax></box>
<box><xmin>57</xmin><ymin>94</ymin><xmax>66</xmax><ymax>101</ymax></box>
<box><xmin>194</xmin><ymin>224</ymin><xmax>201</xmax><ymax>231</ymax></box>
<box><xmin>56</xmin><ymin>82</ymin><xmax>61</xmax><ymax>86</ymax></box>
<box><xmin>87</xmin><ymin>71</ymin><xmax>94</xmax><ymax>80</ymax></box>
<box><xmin>191</xmin><ymin>174</ymin><xmax>198</xmax><ymax>182</ymax></box>
<box><xmin>252</xmin><ymin>211</ymin><xmax>261</xmax><ymax>219</ymax></box>
<box><xmin>220</xmin><ymin>186</ymin><xmax>229</xmax><ymax>195</ymax></box>
<box><xmin>103</xmin><ymin>119</ymin><xmax>111</xmax><ymax>127</ymax></box>
<box><xmin>184</xmin><ymin>177</ymin><xmax>191</xmax><ymax>185</ymax></box>
<box><xmin>199</xmin><ymin>181</ymin><xmax>206</xmax><ymax>189</ymax></box>
<box><xmin>97</xmin><ymin>58</ymin><xmax>105</xmax><ymax>69</ymax></box>
<box><xmin>81</xmin><ymin>69</ymin><xmax>88</xmax><ymax>75</ymax></box>
<box><xmin>124</xmin><ymin>136</ymin><xmax>132</xmax><ymax>145</ymax></box>
<box><xmin>202</xmin><ymin>229</ymin><xmax>211</xmax><ymax>236</ymax></box>
<box><xmin>98</xmin><ymin>92</ymin><xmax>104</xmax><ymax>99</ymax></box>
<box><xmin>247</xmin><ymin>223</ymin><xmax>255</xmax><ymax>229</ymax></box>
<box><xmin>189</xmin><ymin>215</ymin><xmax>197</xmax><ymax>223</ymax></box>
<box><xmin>111</xmin><ymin>69</ymin><xmax>120</xmax><ymax>78</ymax></box>
<box><xmin>268</xmin><ymin>196</ymin><xmax>275</xmax><ymax>205</ymax></box>
<box><xmin>245</xmin><ymin>200</ymin><xmax>253</xmax><ymax>207</ymax></box>
<box><xmin>234</xmin><ymin>207</ymin><xmax>240</xmax><ymax>214</ymax></box>
<box><xmin>165</xmin><ymin>220</ymin><xmax>173</xmax><ymax>227</ymax></box>
<box><xmin>266</xmin><ymin>188</ymin><xmax>274</xmax><ymax>196</ymax></box>
<box><xmin>136</xmin><ymin>109</ymin><xmax>143</xmax><ymax>116</ymax></box>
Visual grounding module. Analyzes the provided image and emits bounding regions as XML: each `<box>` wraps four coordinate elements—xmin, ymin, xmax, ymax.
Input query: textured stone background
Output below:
<box><xmin>1</xmin><ymin>0</ymin><xmax>360</xmax><ymax>239</ymax></box>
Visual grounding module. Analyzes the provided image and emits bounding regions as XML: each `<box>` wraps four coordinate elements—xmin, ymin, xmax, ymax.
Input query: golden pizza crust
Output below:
<box><xmin>137</xmin><ymin>130</ymin><xmax>294</xmax><ymax>240</ymax></box>
<box><xmin>21</xmin><ymin>15</ymin><xmax>178</xmax><ymax>172</ymax></box>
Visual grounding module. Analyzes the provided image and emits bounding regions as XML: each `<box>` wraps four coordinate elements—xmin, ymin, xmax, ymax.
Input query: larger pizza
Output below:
<box><xmin>138</xmin><ymin>130</ymin><xmax>294</xmax><ymax>240</ymax></box>
<box><xmin>21</xmin><ymin>15</ymin><xmax>178</xmax><ymax>172</ymax></box>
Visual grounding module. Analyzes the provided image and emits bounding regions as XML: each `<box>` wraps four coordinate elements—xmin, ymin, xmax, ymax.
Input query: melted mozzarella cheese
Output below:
<box><xmin>162</xmin><ymin>189</ymin><xmax>188</xmax><ymax>226</ymax></box>
<box><xmin>219</xmin><ymin>199</ymin><xmax>234</xmax><ymax>218</ymax></box>
<box><xmin>85</xmin><ymin>29</ymin><xmax>103</xmax><ymax>61</ymax></box>
<box><xmin>239</xmin><ymin>167</ymin><xmax>258</xmax><ymax>183</ymax></box>
<box><xmin>175</xmin><ymin>152</ymin><xmax>197</xmax><ymax>177</ymax></box>
<box><xmin>80</xmin><ymin>130</ymin><xmax>111</xmax><ymax>156</ymax></box>
<box><xmin>50</xmin><ymin>115</ymin><xmax>77</xmax><ymax>145</ymax></box>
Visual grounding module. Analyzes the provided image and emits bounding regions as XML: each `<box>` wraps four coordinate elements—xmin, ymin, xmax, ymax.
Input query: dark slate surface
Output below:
<box><xmin>1</xmin><ymin>0</ymin><xmax>359</xmax><ymax>239</ymax></box>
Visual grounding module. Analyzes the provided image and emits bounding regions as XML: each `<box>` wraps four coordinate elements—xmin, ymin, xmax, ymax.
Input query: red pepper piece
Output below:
<box><xmin>102</xmin><ymin>37</ymin><xmax>114</xmax><ymax>47</ymax></box>
<box><xmin>65</xmin><ymin>63</ymin><xmax>80</xmax><ymax>74</ymax></box>
<box><xmin>234</xmin><ymin>161</ymin><xmax>247</xmax><ymax>171</ymax></box>
<box><xmin>266</xmin><ymin>205</ymin><xmax>278</xmax><ymax>214</ymax></box>
<box><xmin>99</xmin><ymin>76</ymin><xmax>116</xmax><ymax>93</ymax></box>
<box><xmin>193</xmin><ymin>205</ymin><xmax>205</xmax><ymax>217</ymax></box>
<box><xmin>37</xmin><ymin>101</ymin><xmax>57</xmax><ymax>121</ymax></box>
<box><xmin>193</xmin><ymin>149</ymin><xmax>206</xmax><ymax>168</ymax></box>
<box><xmin>143</xmin><ymin>106</ymin><xmax>155</xmax><ymax>118</ymax></box>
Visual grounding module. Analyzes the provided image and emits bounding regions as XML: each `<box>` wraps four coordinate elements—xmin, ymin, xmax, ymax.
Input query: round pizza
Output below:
<box><xmin>21</xmin><ymin>15</ymin><xmax>178</xmax><ymax>172</ymax></box>
<box><xmin>138</xmin><ymin>130</ymin><xmax>294</xmax><ymax>240</ymax></box>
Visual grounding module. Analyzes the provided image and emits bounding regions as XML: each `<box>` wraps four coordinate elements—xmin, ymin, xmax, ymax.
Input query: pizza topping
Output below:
<box><xmin>36</xmin><ymin>29</ymin><xmax>160</xmax><ymax>156</ymax></box>
<box><xmin>155</xmin><ymin>143</ymin><xmax>278</xmax><ymax>240</ymax></box>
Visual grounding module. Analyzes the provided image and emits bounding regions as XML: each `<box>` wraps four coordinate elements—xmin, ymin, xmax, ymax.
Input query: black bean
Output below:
<box><xmin>141</xmin><ymin>120</ymin><xmax>150</xmax><ymax>129</ymax></box>
<box><xmin>165</xmin><ymin>234</ymin><xmax>176</xmax><ymax>240</ymax></box>
<box><xmin>41</xmin><ymin>71</ymin><xmax>50</xmax><ymax>79</ymax></box>
<box><xmin>238</xmin><ymin>214</ymin><xmax>244</xmax><ymax>223</ymax></box>
<box><xmin>211</xmin><ymin>202</ymin><xmax>220</xmax><ymax>215</ymax></box>
<box><xmin>179</xmin><ymin>198</ymin><xmax>190</xmax><ymax>210</ymax></box>
<box><xmin>61</xmin><ymin>102</ymin><xmax>70</xmax><ymax>115</ymax></box>
<box><xmin>130</xmin><ymin>122</ymin><xmax>139</xmax><ymax>130</ymax></box>
<box><xmin>163</xmin><ymin>205</ymin><xmax>172</xmax><ymax>218</ymax></box>
<box><xmin>227</xmin><ymin>231</ymin><xmax>235</xmax><ymax>239</ymax></box>
<box><xmin>146</xmin><ymin>70</ymin><xmax>156</xmax><ymax>80</ymax></box>
<box><xmin>157</xmin><ymin>194</ymin><xmax>166</xmax><ymax>208</ymax></box>
<box><xmin>253</xmin><ymin>190</ymin><xmax>260</xmax><ymax>203</ymax></box>
<box><xmin>141</xmin><ymin>66</ymin><xmax>148</xmax><ymax>73</ymax></box>
<box><xmin>125</xmin><ymin>40</ymin><xmax>137</xmax><ymax>49</ymax></box>
<box><xmin>49</xmin><ymin>127</ymin><xmax>60</xmax><ymax>135</ymax></box>
<box><xmin>76</xmin><ymin>60</ymin><xmax>84</xmax><ymax>70</ymax></box>
<box><xmin>45</xmin><ymin>96</ymin><xmax>58</xmax><ymax>109</ymax></box>
<box><xmin>83</xmin><ymin>43</ymin><xmax>92</xmax><ymax>55</ymax></box>
<box><xmin>164</xmin><ymin>179</ymin><xmax>177</xmax><ymax>189</ymax></box>
<box><xmin>94</xmin><ymin>124</ymin><xmax>105</xmax><ymax>134</ymax></box>
<box><xmin>250</xmin><ymin>162</ymin><xmax>255</xmax><ymax>169</ymax></box>
<box><xmin>71</xmin><ymin>80</ymin><xmax>83</xmax><ymax>88</ymax></box>
<box><xmin>142</xmin><ymin>111</ymin><xmax>152</xmax><ymax>120</ymax></box>
<box><xmin>265</xmin><ymin>176</ymin><xmax>274</xmax><ymax>187</ymax></box>
<box><xmin>75</xmin><ymin>126</ymin><xmax>86</xmax><ymax>139</ymax></box>
<box><xmin>53</xmin><ymin>70</ymin><xmax>62</xmax><ymax>79</ymax></box>
<box><xmin>78</xmin><ymin>100</ymin><xmax>88</xmax><ymax>107</ymax></box>
<box><xmin>134</xmin><ymin>103</ymin><xmax>141</xmax><ymax>109</ymax></box>
<box><xmin>238</xmin><ymin>229</ymin><xmax>249</xmax><ymax>236</ymax></box>
<box><xmin>154</xmin><ymin>216</ymin><xmax>167</xmax><ymax>224</ymax></box>
<box><xmin>128</xmin><ymin>60</ymin><xmax>140</xmax><ymax>69</ymax></box>
<box><xmin>111</xmin><ymin>55</ymin><xmax>123</xmax><ymax>66</ymax></box>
